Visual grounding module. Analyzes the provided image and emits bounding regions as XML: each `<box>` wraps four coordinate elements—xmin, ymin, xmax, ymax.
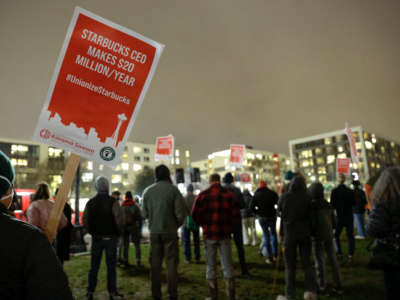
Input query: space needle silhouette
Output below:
<box><xmin>111</xmin><ymin>113</ymin><xmax>127</xmax><ymax>147</ymax></box>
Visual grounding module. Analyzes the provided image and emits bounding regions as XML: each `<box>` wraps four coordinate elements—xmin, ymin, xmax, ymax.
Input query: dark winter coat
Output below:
<box><xmin>367</xmin><ymin>204</ymin><xmax>400</xmax><ymax>239</ymax></box>
<box><xmin>56</xmin><ymin>202</ymin><xmax>72</xmax><ymax>262</ymax></box>
<box><xmin>331</xmin><ymin>184</ymin><xmax>355</xmax><ymax>223</ymax></box>
<box><xmin>251</xmin><ymin>186</ymin><xmax>279</xmax><ymax>219</ymax></box>
<box><xmin>278</xmin><ymin>177</ymin><xmax>313</xmax><ymax>244</ymax></box>
<box><xmin>121</xmin><ymin>199</ymin><xmax>142</xmax><ymax>238</ymax></box>
<box><xmin>0</xmin><ymin>203</ymin><xmax>73</xmax><ymax>300</ymax></box>
<box><xmin>241</xmin><ymin>190</ymin><xmax>254</xmax><ymax>218</ymax></box>
<box><xmin>224</xmin><ymin>183</ymin><xmax>246</xmax><ymax>210</ymax></box>
<box><xmin>353</xmin><ymin>187</ymin><xmax>367</xmax><ymax>214</ymax></box>
<box><xmin>309</xmin><ymin>183</ymin><xmax>336</xmax><ymax>241</ymax></box>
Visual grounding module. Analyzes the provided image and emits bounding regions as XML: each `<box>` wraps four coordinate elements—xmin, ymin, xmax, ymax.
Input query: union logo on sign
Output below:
<box><xmin>40</xmin><ymin>129</ymin><xmax>51</xmax><ymax>139</ymax></box>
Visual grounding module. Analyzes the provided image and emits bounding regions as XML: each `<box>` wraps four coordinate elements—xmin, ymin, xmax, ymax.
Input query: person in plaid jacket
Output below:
<box><xmin>192</xmin><ymin>173</ymin><xmax>240</xmax><ymax>300</ymax></box>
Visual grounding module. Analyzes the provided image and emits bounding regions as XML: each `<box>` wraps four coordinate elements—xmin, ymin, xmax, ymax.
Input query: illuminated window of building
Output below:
<box><xmin>99</xmin><ymin>164</ymin><xmax>104</xmax><ymax>171</ymax></box>
<box><xmin>376</xmin><ymin>163</ymin><xmax>381</xmax><ymax>169</ymax></box>
<box><xmin>286</xmin><ymin>160</ymin><xmax>291</xmax><ymax>165</ymax></box>
<box><xmin>337</xmin><ymin>146</ymin><xmax>344</xmax><ymax>152</ymax></box>
<box><xmin>185</xmin><ymin>150</ymin><xmax>190</xmax><ymax>158</ymax></box>
<box><xmin>365</xmin><ymin>141</ymin><xmax>373</xmax><ymax>150</ymax></box>
<box><xmin>87</xmin><ymin>161</ymin><xmax>93</xmax><ymax>170</ymax></box>
<box><xmin>356</xmin><ymin>142</ymin><xmax>361</xmax><ymax>150</ymax></box>
<box><xmin>324</xmin><ymin>138</ymin><xmax>332</xmax><ymax>145</ymax></box>
<box><xmin>121</xmin><ymin>163</ymin><xmax>129</xmax><ymax>171</ymax></box>
<box><xmin>381</xmin><ymin>146</ymin><xmax>385</xmax><ymax>152</ymax></box>
<box><xmin>300</xmin><ymin>150</ymin><xmax>312</xmax><ymax>159</ymax></box>
<box><xmin>11</xmin><ymin>159</ymin><xmax>28</xmax><ymax>167</ymax></box>
<box><xmin>310</xmin><ymin>175</ymin><xmax>316</xmax><ymax>182</ymax></box>
<box><xmin>176</xmin><ymin>158</ymin><xmax>180</xmax><ymax>165</ymax></box>
<box><xmin>171</xmin><ymin>158</ymin><xmax>175</xmax><ymax>165</ymax></box>
<box><xmin>133</xmin><ymin>164</ymin><xmax>142</xmax><ymax>172</ymax></box>
<box><xmin>370</xmin><ymin>162</ymin><xmax>375</xmax><ymax>168</ymax></box>
<box><xmin>48</xmin><ymin>147</ymin><xmax>63</xmax><ymax>158</ymax></box>
<box><xmin>318</xmin><ymin>167</ymin><xmax>326</xmax><ymax>174</ymax></box>
<box><xmin>82</xmin><ymin>172</ymin><xmax>94</xmax><ymax>182</ymax></box>
<box><xmin>11</xmin><ymin>144</ymin><xmax>29</xmax><ymax>155</ymax></box>
<box><xmin>175</xmin><ymin>149</ymin><xmax>180</xmax><ymax>157</ymax></box>
<box><xmin>315</xmin><ymin>148</ymin><xmax>323</xmax><ymax>155</ymax></box>
<box><xmin>391</xmin><ymin>142</ymin><xmax>395</xmax><ymax>148</ymax></box>
<box><xmin>247</xmin><ymin>153</ymin><xmax>255</xmax><ymax>160</ymax></box>
<box><xmin>327</xmin><ymin>155</ymin><xmax>335</xmax><ymax>164</ymax></box>
<box><xmin>316</xmin><ymin>157</ymin><xmax>325</xmax><ymax>165</ymax></box>
<box><xmin>122</xmin><ymin>152</ymin><xmax>128</xmax><ymax>159</ymax></box>
<box><xmin>115</xmin><ymin>164</ymin><xmax>121</xmax><ymax>171</ymax></box>
<box><xmin>372</xmin><ymin>137</ymin><xmax>377</xmax><ymax>144</ymax></box>
<box><xmin>337</xmin><ymin>153</ymin><xmax>347</xmax><ymax>159</ymax></box>
<box><xmin>133</xmin><ymin>147</ymin><xmax>141</xmax><ymax>153</ymax></box>
<box><xmin>256</xmin><ymin>153</ymin><xmax>263</xmax><ymax>160</ymax></box>
<box><xmin>112</xmin><ymin>174</ymin><xmax>122</xmax><ymax>183</ymax></box>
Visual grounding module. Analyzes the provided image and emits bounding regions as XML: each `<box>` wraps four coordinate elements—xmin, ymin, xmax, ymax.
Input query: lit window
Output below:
<box><xmin>87</xmin><ymin>161</ymin><xmax>93</xmax><ymax>170</ymax></box>
<box><xmin>370</xmin><ymin>162</ymin><xmax>375</xmax><ymax>168</ymax></box>
<box><xmin>112</xmin><ymin>175</ymin><xmax>122</xmax><ymax>183</ymax></box>
<box><xmin>316</xmin><ymin>157</ymin><xmax>325</xmax><ymax>165</ymax></box>
<box><xmin>365</xmin><ymin>141</ymin><xmax>373</xmax><ymax>150</ymax></box>
<box><xmin>302</xmin><ymin>160</ymin><xmax>309</xmax><ymax>167</ymax></box>
<box><xmin>337</xmin><ymin>153</ymin><xmax>347</xmax><ymax>159</ymax></box>
<box><xmin>372</xmin><ymin>137</ymin><xmax>377</xmax><ymax>144</ymax></box>
<box><xmin>176</xmin><ymin>158</ymin><xmax>180</xmax><ymax>165</ymax></box>
<box><xmin>324</xmin><ymin>138</ymin><xmax>332</xmax><ymax>145</ymax></box>
<box><xmin>246</xmin><ymin>153</ymin><xmax>255</xmax><ymax>160</ymax></box>
<box><xmin>99</xmin><ymin>164</ymin><xmax>104</xmax><ymax>171</ymax></box>
<box><xmin>185</xmin><ymin>150</ymin><xmax>190</xmax><ymax>158</ymax></box>
<box><xmin>121</xmin><ymin>163</ymin><xmax>129</xmax><ymax>171</ymax></box>
<box><xmin>356</xmin><ymin>142</ymin><xmax>361</xmax><ymax>150</ymax></box>
<box><xmin>175</xmin><ymin>149</ymin><xmax>180</xmax><ymax>157</ymax></box>
<box><xmin>133</xmin><ymin>164</ymin><xmax>142</xmax><ymax>172</ymax></box>
<box><xmin>310</xmin><ymin>175</ymin><xmax>316</xmax><ymax>181</ymax></box>
<box><xmin>11</xmin><ymin>144</ymin><xmax>29</xmax><ymax>155</ymax></box>
<box><xmin>133</xmin><ymin>147</ymin><xmax>141</xmax><ymax>153</ymax></box>
<box><xmin>256</xmin><ymin>153</ymin><xmax>263</xmax><ymax>160</ymax></box>
<box><xmin>327</xmin><ymin>155</ymin><xmax>335</xmax><ymax>164</ymax></box>
<box><xmin>53</xmin><ymin>175</ymin><xmax>62</xmax><ymax>184</ymax></box>
<box><xmin>318</xmin><ymin>167</ymin><xmax>326</xmax><ymax>174</ymax></box>
<box><xmin>82</xmin><ymin>172</ymin><xmax>94</xmax><ymax>182</ymax></box>
<box><xmin>338</xmin><ymin>146</ymin><xmax>344</xmax><ymax>152</ymax></box>
<box><xmin>122</xmin><ymin>152</ymin><xmax>128</xmax><ymax>159</ymax></box>
<box><xmin>171</xmin><ymin>158</ymin><xmax>175</xmax><ymax>165</ymax></box>
<box><xmin>286</xmin><ymin>160</ymin><xmax>291</xmax><ymax>165</ymax></box>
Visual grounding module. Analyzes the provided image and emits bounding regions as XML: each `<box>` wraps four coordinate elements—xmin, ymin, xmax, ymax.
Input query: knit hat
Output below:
<box><xmin>222</xmin><ymin>172</ymin><xmax>234</xmax><ymax>184</ymax></box>
<box><xmin>0</xmin><ymin>150</ymin><xmax>15</xmax><ymax>197</ymax></box>
<box><xmin>95</xmin><ymin>176</ymin><xmax>109</xmax><ymax>193</ymax></box>
<box><xmin>284</xmin><ymin>171</ymin><xmax>294</xmax><ymax>181</ymax></box>
<box><xmin>258</xmin><ymin>180</ymin><xmax>267</xmax><ymax>188</ymax></box>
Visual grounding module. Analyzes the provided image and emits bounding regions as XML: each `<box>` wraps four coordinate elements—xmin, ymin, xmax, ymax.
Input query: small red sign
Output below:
<box><xmin>229</xmin><ymin>144</ymin><xmax>245</xmax><ymax>168</ymax></box>
<box><xmin>336</xmin><ymin>158</ymin><xmax>351</xmax><ymax>175</ymax></box>
<box><xmin>155</xmin><ymin>135</ymin><xmax>174</xmax><ymax>160</ymax></box>
<box><xmin>240</xmin><ymin>173</ymin><xmax>251</xmax><ymax>183</ymax></box>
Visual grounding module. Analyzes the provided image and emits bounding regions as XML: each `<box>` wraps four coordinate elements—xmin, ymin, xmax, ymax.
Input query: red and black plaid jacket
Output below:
<box><xmin>191</xmin><ymin>183</ymin><xmax>240</xmax><ymax>240</ymax></box>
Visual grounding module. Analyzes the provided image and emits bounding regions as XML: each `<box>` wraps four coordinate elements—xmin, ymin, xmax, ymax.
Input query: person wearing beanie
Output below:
<box><xmin>222</xmin><ymin>172</ymin><xmax>249</xmax><ymax>276</ymax></box>
<box><xmin>250</xmin><ymin>180</ymin><xmax>279</xmax><ymax>264</ymax></box>
<box><xmin>120</xmin><ymin>190</ymin><xmax>142</xmax><ymax>267</ymax></box>
<box><xmin>0</xmin><ymin>150</ymin><xmax>74</xmax><ymax>299</ymax></box>
<box><xmin>182</xmin><ymin>183</ymin><xmax>201</xmax><ymax>263</ymax></box>
<box><xmin>281</xmin><ymin>171</ymin><xmax>295</xmax><ymax>194</ymax></box>
<box><xmin>142</xmin><ymin>164</ymin><xmax>187</xmax><ymax>300</ymax></box>
<box><xmin>83</xmin><ymin>176</ymin><xmax>124</xmax><ymax>300</ymax></box>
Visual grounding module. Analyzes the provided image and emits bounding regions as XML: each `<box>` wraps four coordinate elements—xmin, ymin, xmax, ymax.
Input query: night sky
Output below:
<box><xmin>1</xmin><ymin>0</ymin><xmax>399</xmax><ymax>160</ymax></box>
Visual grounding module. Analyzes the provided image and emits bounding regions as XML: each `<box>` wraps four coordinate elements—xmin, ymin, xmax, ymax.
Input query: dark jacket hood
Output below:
<box><xmin>309</xmin><ymin>182</ymin><xmax>324</xmax><ymax>199</ymax></box>
<box><xmin>289</xmin><ymin>177</ymin><xmax>307</xmax><ymax>192</ymax></box>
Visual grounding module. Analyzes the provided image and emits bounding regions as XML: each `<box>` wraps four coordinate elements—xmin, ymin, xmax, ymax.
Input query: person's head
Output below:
<box><xmin>258</xmin><ymin>180</ymin><xmax>267</xmax><ymax>188</ymax></box>
<box><xmin>0</xmin><ymin>150</ymin><xmax>15</xmax><ymax>209</ymax></box>
<box><xmin>338</xmin><ymin>173</ymin><xmax>346</xmax><ymax>184</ymax></box>
<box><xmin>32</xmin><ymin>182</ymin><xmax>50</xmax><ymax>201</ymax></box>
<box><xmin>125</xmin><ymin>191</ymin><xmax>133</xmax><ymax>200</ymax></box>
<box><xmin>155</xmin><ymin>164</ymin><xmax>172</xmax><ymax>183</ymax></box>
<box><xmin>289</xmin><ymin>176</ymin><xmax>307</xmax><ymax>193</ymax></box>
<box><xmin>284</xmin><ymin>171</ymin><xmax>294</xmax><ymax>182</ymax></box>
<box><xmin>107</xmin><ymin>191</ymin><xmax>121</xmax><ymax>200</ymax></box>
<box><xmin>309</xmin><ymin>182</ymin><xmax>324</xmax><ymax>199</ymax></box>
<box><xmin>209</xmin><ymin>173</ymin><xmax>221</xmax><ymax>184</ymax></box>
<box><xmin>352</xmin><ymin>180</ymin><xmax>361</xmax><ymax>188</ymax></box>
<box><xmin>222</xmin><ymin>172</ymin><xmax>234</xmax><ymax>184</ymax></box>
<box><xmin>186</xmin><ymin>184</ymin><xmax>194</xmax><ymax>194</ymax></box>
<box><xmin>95</xmin><ymin>176</ymin><xmax>110</xmax><ymax>194</ymax></box>
<box><xmin>370</xmin><ymin>166</ymin><xmax>400</xmax><ymax>212</ymax></box>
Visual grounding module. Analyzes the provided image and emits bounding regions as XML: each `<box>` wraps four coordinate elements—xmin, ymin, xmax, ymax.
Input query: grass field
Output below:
<box><xmin>64</xmin><ymin>237</ymin><xmax>385</xmax><ymax>300</ymax></box>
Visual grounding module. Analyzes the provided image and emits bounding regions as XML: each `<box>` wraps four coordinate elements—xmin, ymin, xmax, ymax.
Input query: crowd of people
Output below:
<box><xmin>0</xmin><ymin>148</ymin><xmax>399</xmax><ymax>300</ymax></box>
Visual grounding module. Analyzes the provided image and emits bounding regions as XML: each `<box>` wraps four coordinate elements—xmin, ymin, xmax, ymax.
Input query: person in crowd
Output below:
<box><xmin>120</xmin><ymin>191</ymin><xmax>142</xmax><ymax>267</ymax></box>
<box><xmin>0</xmin><ymin>150</ymin><xmax>74</xmax><ymax>299</ymax></box>
<box><xmin>222</xmin><ymin>172</ymin><xmax>249</xmax><ymax>276</ymax></box>
<box><xmin>55</xmin><ymin>187</ymin><xmax>73</xmax><ymax>266</ymax></box>
<box><xmin>142</xmin><ymin>165</ymin><xmax>187</xmax><ymax>300</ymax></box>
<box><xmin>281</xmin><ymin>171</ymin><xmax>295</xmax><ymax>194</ymax></box>
<box><xmin>309</xmin><ymin>182</ymin><xmax>342</xmax><ymax>295</ymax></box>
<box><xmin>26</xmin><ymin>182</ymin><xmax>67</xmax><ymax>233</ymax></box>
<box><xmin>83</xmin><ymin>176</ymin><xmax>123</xmax><ymax>300</ymax></box>
<box><xmin>192</xmin><ymin>173</ymin><xmax>240</xmax><ymax>300</ymax></box>
<box><xmin>112</xmin><ymin>191</ymin><xmax>125</xmax><ymax>265</ymax></box>
<box><xmin>112</xmin><ymin>190</ymin><xmax>122</xmax><ymax>203</ymax></box>
<box><xmin>242</xmin><ymin>188</ymin><xmax>257</xmax><ymax>246</ymax></box>
<box><xmin>367</xmin><ymin>166</ymin><xmax>400</xmax><ymax>300</ymax></box>
<box><xmin>352</xmin><ymin>180</ymin><xmax>368</xmax><ymax>239</ymax></box>
<box><xmin>331</xmin><ymin>173</ymin><xmax>355</xmax><ymax>261</ymax></box>
<box><xmin>251</xmin><ymin>180</ymin><xmax>279</xmax><ymax>264</ymax></box>
<box><xmin>182</xmin><ymin>184</ymin><xmax>201</xmax><ymax>263</ymax></box>
<box><xmin>277</xmin><ymin>176</ymin><xmax>318</xmax><ymax>300</ymax></box>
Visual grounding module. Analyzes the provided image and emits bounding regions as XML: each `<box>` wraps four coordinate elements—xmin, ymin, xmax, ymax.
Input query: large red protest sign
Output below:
<box><xmin>230</xmin><ymin>144</ymin><xmax>245</xmax><ymax>168</ymax></box>
<box><xmin>336</xmin><ymin>158</ymin><xmax>351</xmax><ymax>176</ymax></box>
<box><xmin>155</xmin><ymin>135</ymin><xmax>175</xmax><ymax>161</ymax></box>
<box><xmin>33</xmin><ymin>7</ymin><xmax>164</xmax><ymax>166</ymax></box>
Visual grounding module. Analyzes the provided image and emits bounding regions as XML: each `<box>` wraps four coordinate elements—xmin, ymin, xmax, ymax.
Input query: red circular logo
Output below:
<box><xmin>40</xmin><ymin>129</ymin><xmax>51</xmax><ymax>139</ymax></box>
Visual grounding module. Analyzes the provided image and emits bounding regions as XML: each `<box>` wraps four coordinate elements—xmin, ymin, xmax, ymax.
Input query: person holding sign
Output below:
<box><xmin>0</xmin><ymin>150</ymin><xmax>74</xmax><ymax>299</ymax></box>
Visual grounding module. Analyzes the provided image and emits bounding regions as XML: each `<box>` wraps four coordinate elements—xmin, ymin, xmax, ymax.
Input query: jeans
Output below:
<box><xmin>334</xmin><ymin>219</ymin><xmax>355</xmax><ymax>256</ymax></box>
<box><xmin>284</xmin><ymin>238</ymin><xmax>317</xmax><ymax>299</ymax></box>
<box><xmin>149</xmin><ymin>233</ymin><xmax>179</xmax><ymax>299</ymax></box>
<box><xmin>312</xmin><ymin>239</ymin><xmax>341</xmax><ymax>289</ymax></box>
<box><xmin>258</xmin><ymin>217</ymin><xmax>278</xmax><ymax>259</ymax></box>
<box><xmin>204</xmin><ymin>239</ymin><xmax>235</xmax><ymax>280</ymax></box>
<box><xmin>182</xmin><ymin>226</ymin><xmax>200</xmax><ymax>261</ymax></box>
<box><xmin>353</xmin><ymin>213</ymin><xmax>366</xmax><ymax>237</ymax></box>
<box><xmin>242</xmin><ymin>217</ymin><xmax>257</xmax><ymax>246</ymax></box>
<box><xmin>87</xmin><ymin>236</ymin><xmax>118</xmax><ymax>294</ymax></box>
<box><xmin>232</xmin><ymin>219</ymin><xmax>248</xmax><ymax>273</ymax></box>
<box><xmin>122</xmin><ymin>231</ymin><xmax>141</xmax><ymax>264</ymax></box>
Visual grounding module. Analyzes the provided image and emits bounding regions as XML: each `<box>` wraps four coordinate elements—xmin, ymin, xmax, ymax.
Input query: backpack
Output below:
<box><xmin>122</xmin><ymin>206</ymin><xmax>134</xmax><ymax>226</ymax></box>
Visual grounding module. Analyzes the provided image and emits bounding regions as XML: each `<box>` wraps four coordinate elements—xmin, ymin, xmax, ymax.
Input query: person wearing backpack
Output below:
<box><xmin>120</xmin><ymin>191</ymin><xmax>142</xmax><ymax>267</ymax></box>
<box><xmin>309</xmin><ymin>182</ymin><xmax>342</xmax><ymax>295</ymax></box>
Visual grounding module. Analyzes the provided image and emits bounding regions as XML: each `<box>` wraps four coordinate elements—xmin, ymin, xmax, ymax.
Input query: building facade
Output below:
<box><xmin>192</xmin><ymin>147</ymin><xmax>291</xmax><ymax>192</ymax></box>
<box><xmin>289</xmin><ymin>126</ymin><xmax>400</xmax><ymax>189</ymax></box>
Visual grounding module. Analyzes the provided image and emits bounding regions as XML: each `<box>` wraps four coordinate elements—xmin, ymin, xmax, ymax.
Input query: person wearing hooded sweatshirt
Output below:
<box><xmin>120</xmin><ymin>191</ymin><xmax>142</xmax><ymax>267</ymax></box>
<box><xmin>277</xmin><ymin>176</ymin><xmax>318</xmax><ymax>300</ymax></box>
<box><xmin>222</xmin><ymin>172</ymin><xmax>249</xmax><ymax>276</ymax></box>
<box><xmin>142</xmin><ymin>164</ymin><xmax>187</xmax><ymax>300</ymax></box>
<box><xmin>309</xmin><ymin>182</ymin><xmax>342</xmax><ymax>295</ymax></box>
<box><xmin>83</xmin><ymin>176</ymin><xmax>123</xmax><ymax>300</ymax></box>
<box><xmin>0</xmin><ymin>150</ymin><xmax>74</xmax><ymax>300</ymax></box>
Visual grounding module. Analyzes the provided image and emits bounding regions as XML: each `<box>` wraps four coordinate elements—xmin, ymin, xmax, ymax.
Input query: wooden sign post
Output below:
<box><xmin>45</xmin><ymin>153</ymin><xmax>80</xmax><ymax>243</ymax></box>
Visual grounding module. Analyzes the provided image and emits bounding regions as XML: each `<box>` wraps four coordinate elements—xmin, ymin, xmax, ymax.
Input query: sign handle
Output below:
<box><xmin>45</xmin><ymin>153</ymin><xmax>81</xmax><ymax>243</ymax></box>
